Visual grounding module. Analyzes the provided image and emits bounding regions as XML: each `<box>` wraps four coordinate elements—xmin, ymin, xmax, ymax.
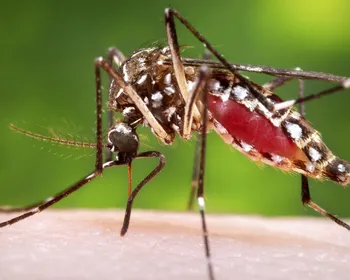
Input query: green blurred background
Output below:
<box><xmin>1</xmin><ymin>0</ymin><xmax>350</xmax><ymax>218</ymax></box>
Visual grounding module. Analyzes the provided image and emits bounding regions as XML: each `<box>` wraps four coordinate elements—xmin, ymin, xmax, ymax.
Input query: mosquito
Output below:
<box><xmin>1</xmin><ymin>8</ymin><xmax>350</xmax><ymax>280</ymax></box>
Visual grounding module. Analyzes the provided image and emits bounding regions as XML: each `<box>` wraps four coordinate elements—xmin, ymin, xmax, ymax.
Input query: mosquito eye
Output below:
<box><xmin>108</xmin><ymin>123</ymin><xmax>139</xmax><ymax>154</ymax></box>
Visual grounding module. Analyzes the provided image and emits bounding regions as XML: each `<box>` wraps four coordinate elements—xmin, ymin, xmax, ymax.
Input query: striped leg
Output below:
<box><xmin>274</xmin><ymin>78</ymin><xmax>350</xmax><ymax>111</ymax></box>
<box><xmin>106</xmin><ymin>48</ymin><xmax>126</xmax><ymax>161</ymax></box>
<box><xmin>0</xmin><ymin>57</ymin><xmax>106</xmax><ymax>214</ymax></box>
<box><xmin>296</xmin><ymin>80</ymin><xmax>350</xmax><ymax>231</ymax></box>
<box><xmin>165</xmin><ymin>9</ymin><xmax>215</xmax><ymax>279</ymax></box>
<box><xmin>0</xmin><ymin>161</ymin><xmax>113</xmax><ymax>228</ymax></box>
<box><xmin>0</xmin><ymin>150</ymin><xmax>166</xmax><ymax>229</ymax></box>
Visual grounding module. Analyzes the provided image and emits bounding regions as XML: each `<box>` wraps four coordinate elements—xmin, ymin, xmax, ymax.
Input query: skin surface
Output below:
<box><xmin>1</xmin><ymin>209</ymin><xmax>350</xmax><ymax>280</ymax></box>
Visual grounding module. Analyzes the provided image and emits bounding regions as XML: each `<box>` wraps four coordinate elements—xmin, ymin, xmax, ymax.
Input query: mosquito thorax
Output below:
<box><xmin>108</xmin><ymin>46</ymin><xmax>190</xmax><ymax>138</ymax></box>
<box><xmin>107</xmin><ymin>122</ymin><xmax>139</xmax><ymax>157</ymax></box>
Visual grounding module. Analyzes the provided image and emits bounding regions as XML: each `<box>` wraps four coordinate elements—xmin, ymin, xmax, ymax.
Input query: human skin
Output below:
<box><xmin>1</xmin><ymin>210</ymin><xmax>349</xmax><ymax>280</ymax></box>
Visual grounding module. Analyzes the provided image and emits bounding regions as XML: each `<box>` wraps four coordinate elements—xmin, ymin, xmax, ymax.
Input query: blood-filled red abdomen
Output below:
<box><xmin>208</xmin><ymin>95</ymin><xmax>299</xmax><ymax>158</ymax></box>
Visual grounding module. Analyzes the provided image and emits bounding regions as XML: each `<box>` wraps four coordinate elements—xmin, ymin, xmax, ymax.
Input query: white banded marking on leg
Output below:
<box><xmin>198</xmin><ymin>197</ymin><xmax>205</xmax><ymax>210</ymax></box>
<box><xmin>44</xmin><ymin>197</ymin><xmax>54</xmax><ymax>203</ymax></box>
<box><xmin>274</xmin><ymin>100</ymin><xmax>296</xmax><ymax>111</ymax></box>
<box><xmin>343</xmin><ymin>78</ymin><xmax>350</xmax><ymax>88</ymax></box>
<box><xmin>85</xmin><ymin>173</ymin><xmax>96</xmax><ymax>180</ymax></box>
<box><xmin>103</xmin><ymin>161</ymin><xmax>115</xmax><ymax>168</ymax></box>
<box><xmin>244</xmin><ymin>66</ymin><xmax>263</xmax><ymax>72</ymax></box>
<box><xmin>30</xmin><ymin>207</ymin><xmax>40</xmax><ymax>214</ymax></box>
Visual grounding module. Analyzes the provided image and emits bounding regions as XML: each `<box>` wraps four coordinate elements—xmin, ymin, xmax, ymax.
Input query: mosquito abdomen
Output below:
<box><xmin>323</xmin><ymin>157</ymin><xmax>350</xmax><ymax>186</ymax></box>
<box><xmin>208</xmin><ymin>94</ymin><xmax>300</xmax><ymax>158</ymax></box>
<box><xmin>208</xmin><ymin>90</ymin><xmax>350</xmax><ymax>186</ymax></box>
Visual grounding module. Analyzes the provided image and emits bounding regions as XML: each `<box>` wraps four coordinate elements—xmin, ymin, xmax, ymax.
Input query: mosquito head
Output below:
<box><xmin>108</xmin><ymin>122</ymin><xmax>139</xmax><ymax>160</ymax></box>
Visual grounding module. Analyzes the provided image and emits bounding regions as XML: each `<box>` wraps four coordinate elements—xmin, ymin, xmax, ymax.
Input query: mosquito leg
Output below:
<box><xmin>165</xmin><ymin>8</ymin><xmax>275</xmax><ymax>113</ymax></box>
<box><xmin>95</xmin><ymin>57</ymin><xmax>173</xmax><ymax>145</ymax></box>
<box><xmin>196</xmin><ymin>66</ymin><xmax>215</xmax><ymax>280</ymax></box>
<box><xmin>105</xmin><ymin>48</ymin><xmax>126</xmax><ymax>161</ymax></box>
<box><xmin>183</xmin><ymin>66</ymin><xmax>210</xmax><ymax>211</ymax></box>
<box><xmin>120</xmin><ymin>151</ymin><xmax>166</xmax><ymax>236</ymax></box>
<box><xmin>187</xmin><ymin>132</ymin><xmax>201</xmax><ymax>210</ymax></box>
<box><xmin>0</xmin><ymin>204</ymin><xmax>52</xmax><ymax>213</ymax></box>
<box><xmin>106</xmin><ymin>48</ymin><xmax>126</xmax><ymax>121</ymax></box>
<box><xmin>263</xmin><ymin>76</ymin><xmax>294</xmax><ymax>91</ymax></box>
<box><xmin>176</xmin><ymin>58</ymin><xmax>349</xmax><ymax>83</ymax></box>
<box><xmin>274</xmin><ymin>78</ymin><xmax>350</xmax><ymax>111</ymax></box>
<box><xmin>0</xmin><ymin>57</ymin><xmax>106</xmax><ymax>214</ymax></box>
<box><xmin>94</xmin><ymin>58</ymin><xmax>105</xmax><ymax>171</ymax></box>
<box><xmin>0</xmin><ymin>161</ymin><xmax>125</xmax><ymax>228</ymax></box>
<box><xmin>165</xmin><ymin>51</ymin><xmax>214</xmax><ymax>276</ymax></box>
<box><xmin>297</xmin><ymin>79</ymin><xmax>311</xmax><ymax>225</ymax></box>
<box><xmin>298</xmin><ymin>79</ymin><xmax>306</xmax><ymax>116</ymax></box>
<box><xmin>164</xmin><ymin>10</ymin><xmax>201</xmax><ymax>138</ymax></box>
<box><xmin>295</xmin><ymin>79</ymin><xmax>350</xmax><ymax>230</ymax></box>
<box><xmin>187</xmin><ymin>50</ymin><xmax>212</xmax><ymax>211</ymax></box>
<box><xmin>182</xmin><ymin>66</ymin><xmax>210</xmax><ymax>135</ymax></box>
<box><xmin>107</xmin><ymin>47</ymin><xmax>126</xmax><ymax>69</ymax></box>
<box><xmin>164</xmin><ymin>16</ymin><xmax>215</xmax><ymax>272</ymax></box>
<box><xmin>165</xmin><ymin>7</ymin><xmax>350</xmax><ymax>110</ymax></box>
<box><xmin>301</xmin><ymin>175</ymin><xmax>350</xmax><ymax>230</ymax></box>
